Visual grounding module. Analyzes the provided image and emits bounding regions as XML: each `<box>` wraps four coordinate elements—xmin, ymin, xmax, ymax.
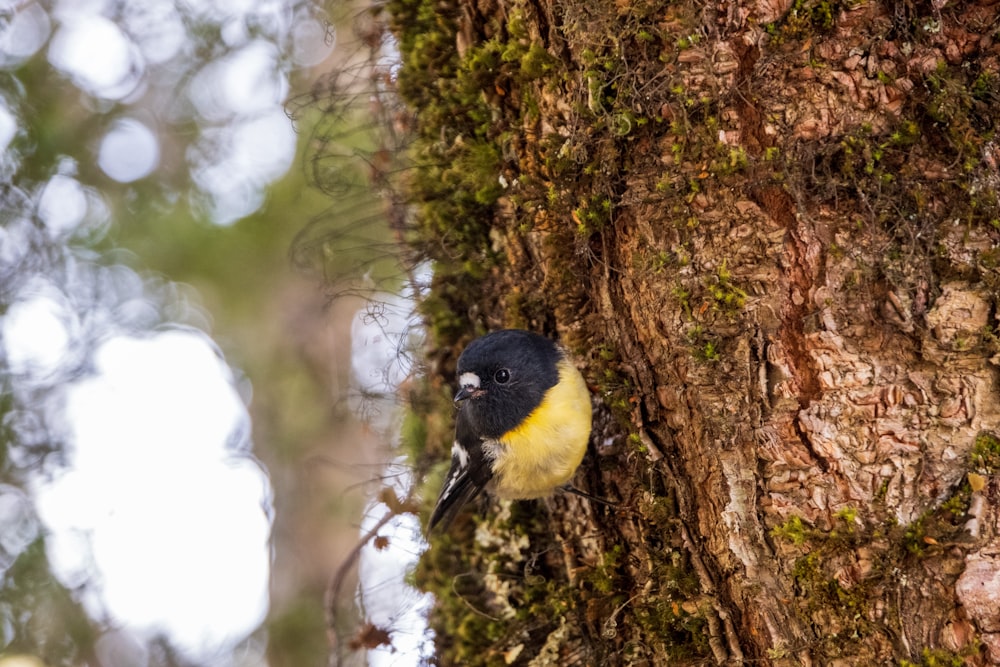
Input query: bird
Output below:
<box><xmin>428</xmin><ymin>329</ymin><xmax>594</xmax><ymax>530</ymax></box>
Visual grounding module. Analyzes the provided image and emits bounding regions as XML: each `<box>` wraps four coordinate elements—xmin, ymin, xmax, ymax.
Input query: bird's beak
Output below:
<box><xmin>455</xmin><ymin>385</ymin><xmax>486</xmax><ymax>405</ymax></box>
<box><xmin>454</xmin><ymin>386</ymin><xmax>472</xmax><ymax>405</ymax></box>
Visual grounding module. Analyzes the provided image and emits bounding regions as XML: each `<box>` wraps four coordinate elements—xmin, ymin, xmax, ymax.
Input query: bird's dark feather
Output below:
<box><xmin>428</xmin><ymin>470</ymin><xmax>482</xmax><ymax>530</ymax></box>
<box><xmin>428</xmin><ymin>409</ymin><xmax>493</xmax><ymax>530</ymax></box>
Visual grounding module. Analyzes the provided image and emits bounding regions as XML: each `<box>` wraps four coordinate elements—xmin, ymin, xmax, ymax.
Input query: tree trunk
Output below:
<box><xmin>390</xmin><ymin>0</ymin><xmax>1000</xmax><ymax>664</ymax></box>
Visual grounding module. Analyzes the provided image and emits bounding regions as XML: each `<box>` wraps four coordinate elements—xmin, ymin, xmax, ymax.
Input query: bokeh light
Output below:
<box><xmin>98</xmin><ymin>119</ymin><xmax>160</xmax><ymax>182</ymax></box>
<box><xmin>37</xmin><ymin>175</ymin><xmax>89</xmax><ymax>235</ymax></box>
<box><xmin>37</xmin><ymin>331</ymin><xmax>273</xmax><ymax>656</ymax></box>
<box><xmin>2</xmin><ymin>288</ymin><xmax>76</xmax><ymax>380</ymax></box>
<box><xmin>48</xmin><ymin>14</ymin><xmax>144</xmax><ymax>100</ymax></box>
<box><xmin>0</xmin><ymin>2</ymin><xmax>51</xmax><ymax>67</ymax></box>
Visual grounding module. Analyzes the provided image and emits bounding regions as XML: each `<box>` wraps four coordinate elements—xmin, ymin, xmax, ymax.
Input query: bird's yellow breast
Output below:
<box><xmin>487</xmin><ymin>358</ymin><xmax>592</xmax><ymax>499</ymax></box>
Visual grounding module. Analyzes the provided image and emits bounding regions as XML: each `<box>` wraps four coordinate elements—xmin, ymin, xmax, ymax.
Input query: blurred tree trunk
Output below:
<box><xmin>390</xmin><ymin>0</ymin><xmax>1000</xmax><ymax>664</ymax></box>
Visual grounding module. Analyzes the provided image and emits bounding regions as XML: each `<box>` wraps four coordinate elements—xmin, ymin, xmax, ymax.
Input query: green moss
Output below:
<box><xmin>500</xmin><ymin>288</ymin><xmax>538</xmax><ymax>330</ymax></box>
<box><xmin>772</xmin><ymin>514</ymin><xmax>810</xmax><ymax>546</ymax></box>
<box><xmin>940</xmin><ymin>485</ymin><xmax>971</xmax><ymax>518</ymax></box>
<box><xmin>584</xmin><ymin>544</ymin><xmax>625</xmax><ymax>595</ymax></box>
<box><xmin>518</xmin><ymin>42</ymin><xmax>558</xmax><ymax>79</ymax></box>
<box><xmin>454</xmin><ymin>141</ymin><xmax>504</xmax><ymax>205</ymax></box>
<box><xmin>972</xmin><ymin>431</ymin><xmax>1000</xmax><ymax>471</ymax></box>
<box><xmin>707</xmin><ymin>259</ymin><xmax>747</xmax><ymax>312</ymax></box>
<box><xmin>709</xmin><ymin>146</ymin><xmax>749</xmax><ymax>176</ymax></box>
<box><xmin>615</xmin><ymin>493</ymin><xmax>711</xmax><ymax>661</ymax></box>
<box><xmin>418</xmin><ymin>277</ymin><xmax>478</xmax><ymax>342</ymax></box>
<box><xmin>700</xmin><ymin>341</ymin><xmax>721</xmax><ymax>361</ymax></box>
<box><xmin>672</xmin><ymin>285</ymin><xmax>692</xmax><ymax>313</ymax></box>
<box><xmin>764</xmin><ymin>0</ymin><xmax>845</xmax><ymax>42</ymax></box>
<box><xmin>893</xmin><ymin>479</ymin><xmax>975</xmax><ymax>558</ymax></box>
<box><xmin>889</xmin><ymin>120</ymin><xmax>921</xmax><ymax>147</ymax></box>
<box><xmin>900</xmin><ymin>645</ymin><xmax>978</xmax><ymax>667</ymax></box>
<box><xmin>982</xmin><ymin>325</ymin><xmax>1000</xmax><ymax>358</ymax></box>
<box><xmin>833</xmin><ymin>506</ymin><xmax>858</xmax><ymax>531</ymax></box>
<box><xmin>901</xmin><ymin>512</ymin><xmax>928</xmax><ymax>555</ymax></box>
<box><xmin>415</xmin><ymin>522</ymin><xmax>508</xmax><ymax>666</ymax></box>
<box><xmin>572</xmin><ymin>195</ymin><xmax>614</xmax><ymax>236</ymax></box>
<box><xmin>631</xmin><ymin>597</ymin><xmax>711</xmax><ymax>659</ymax></box>
<box><xmin>789</xmin><ymin>547</ymin><xmax>876</xmax><ymax>651</ymax></box>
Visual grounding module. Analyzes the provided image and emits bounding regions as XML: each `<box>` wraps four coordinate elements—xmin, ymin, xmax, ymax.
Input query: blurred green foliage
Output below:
<box><xmin>0</xmin><ymin>1</ymin><xmax>402</xmax><ymax>665</ymax></box>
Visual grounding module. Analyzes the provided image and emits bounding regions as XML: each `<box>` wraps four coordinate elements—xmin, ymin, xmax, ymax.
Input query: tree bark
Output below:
<box><xmin>390</xmin><ymin>0</ymin><xmax>1000</xmax><ymax>664</ymax></box>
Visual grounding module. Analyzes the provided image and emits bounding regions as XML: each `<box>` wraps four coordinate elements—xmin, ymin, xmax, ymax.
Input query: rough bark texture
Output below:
<box><xmin>389</xmin><ymin>0</ymin><xmax>1000</xmax><ymax>664</ymax></box>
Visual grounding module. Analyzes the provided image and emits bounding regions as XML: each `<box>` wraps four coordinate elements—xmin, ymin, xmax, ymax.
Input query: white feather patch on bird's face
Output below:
<box><xmin>458</xmin><ymin>371</ymin><xmax>487</xmax><ymax>400</ymax></box>
<box><xmin>459</xmin><ymin>372</ymin><xmax>481</xmax><ymax>390</ymax></box>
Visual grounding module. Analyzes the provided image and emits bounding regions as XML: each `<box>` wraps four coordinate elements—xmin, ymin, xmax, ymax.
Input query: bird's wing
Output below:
<box><xmin>428</xmin><ymin>410</ymin><xmax>492</xmax><ymax>530</ymax></box>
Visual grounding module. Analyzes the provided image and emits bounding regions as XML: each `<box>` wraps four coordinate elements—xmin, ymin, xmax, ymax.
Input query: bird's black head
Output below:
<box><xmin>455</xmin><ymin>329</ymin><xmax>561</xmax><ymax>439</ymax></box>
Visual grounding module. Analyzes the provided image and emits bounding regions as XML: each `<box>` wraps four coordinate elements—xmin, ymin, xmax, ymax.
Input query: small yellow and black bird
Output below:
<box><xmin>429</xmin><ymin>329</ymin><xmax>593</xmax><ymax>530</ymax></box>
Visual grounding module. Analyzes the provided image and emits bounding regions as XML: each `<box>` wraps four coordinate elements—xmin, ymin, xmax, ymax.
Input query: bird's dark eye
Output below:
<box><xmin>494</xmin><ymin>368</ymin><xmax>510</xmax><ymax>384</ymax></box>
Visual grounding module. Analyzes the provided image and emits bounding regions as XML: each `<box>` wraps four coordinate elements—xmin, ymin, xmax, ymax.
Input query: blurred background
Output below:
<box><xmin>0</xmin><ymin>1</ymin><xmax>425</xmax><ymax>665</ymax></box>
